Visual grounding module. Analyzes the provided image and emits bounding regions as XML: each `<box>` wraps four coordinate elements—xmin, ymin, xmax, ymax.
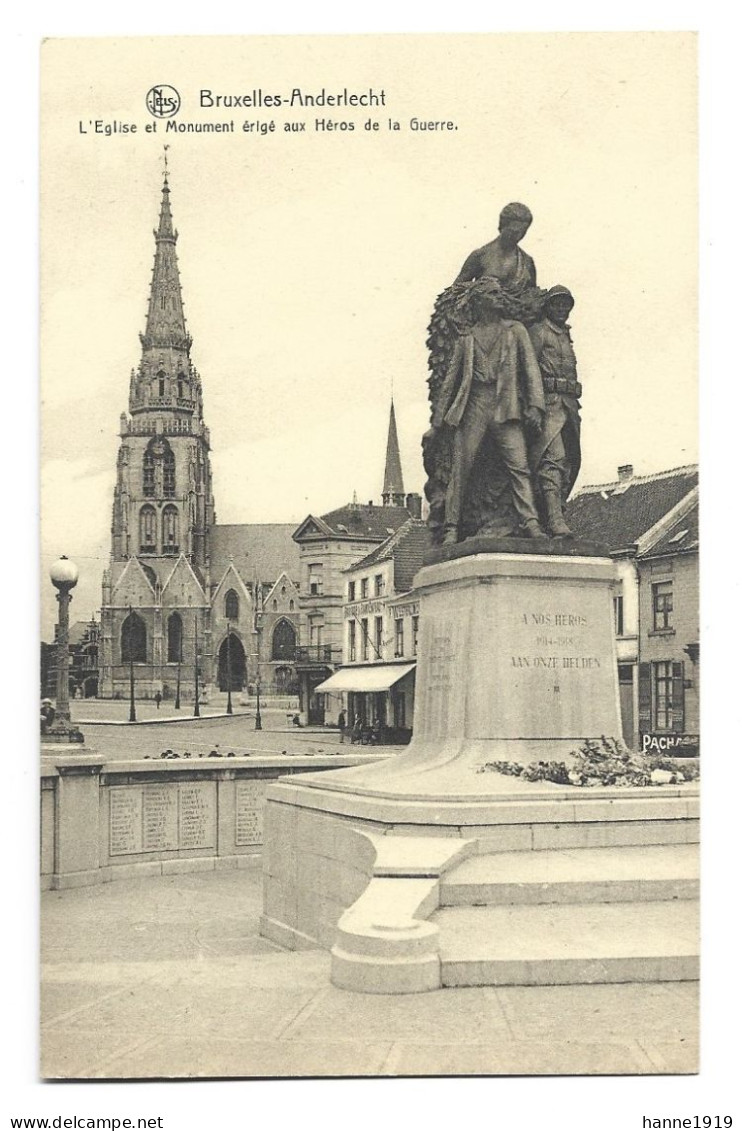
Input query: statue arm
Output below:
<box><xmin>431</xmin><ymin>339</ymin><xmax>465</xmax><ymax>428</ymax></box>
<box><xmin>453</xmin><ymin>250</ymin><xmax>481</xmax><ymax>285</ymax></box>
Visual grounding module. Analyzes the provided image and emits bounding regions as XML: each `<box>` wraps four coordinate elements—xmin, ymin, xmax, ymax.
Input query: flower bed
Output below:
<box><xmin>479</xmin><ymin>735</ymin><xmax>700</xmax><ymax>787</ymax></box>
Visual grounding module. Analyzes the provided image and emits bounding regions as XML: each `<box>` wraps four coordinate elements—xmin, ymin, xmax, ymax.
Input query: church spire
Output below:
<box><xmin>382</xmin><ymin>398</ymin><xmax>405</xmax><ymax>507</ymax></box>
<box><xmin>140</xmin><ymin>165</ymin><xmax>192</xmax><ymax>353</ymax></box>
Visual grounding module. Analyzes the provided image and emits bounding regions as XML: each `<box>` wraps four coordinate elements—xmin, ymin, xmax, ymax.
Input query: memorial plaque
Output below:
<box><xmin>235</xmin><ymin>780</ymin><xmax>267</xmax><ymax>846</ymax></box>
<box><xmin>178</xmin><ymin>782</ymin><xmax>216</xmax><ymax>850</ymax></box>
<box><xmin>109</xmin><ymin>787</ymin><xmax>143</xmax><ymax>856</ymax></box>
<box><xmin>142</xmin><ymin>784</ymin><xmax>179</xmax><ymax>852</ymax></box>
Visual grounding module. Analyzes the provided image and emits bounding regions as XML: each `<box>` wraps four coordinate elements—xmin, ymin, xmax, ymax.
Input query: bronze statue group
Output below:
<box><xmin>424</xmin><ymin>203</ymin><xmax>582</xmax><ymax>545</ymax></box>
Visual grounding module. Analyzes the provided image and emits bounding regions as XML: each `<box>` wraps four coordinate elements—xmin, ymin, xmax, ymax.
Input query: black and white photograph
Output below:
<box><xmin>10</xmin><ymin>18</ymin><xmax>734</xmax><ymax>1124</ymax></box>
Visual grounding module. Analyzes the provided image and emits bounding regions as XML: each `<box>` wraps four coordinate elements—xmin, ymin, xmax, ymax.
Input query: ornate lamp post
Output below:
<box><xmin>43</xmin><ymin>556</ymin><xmax>84</xmax><ymax>744</ymax></box>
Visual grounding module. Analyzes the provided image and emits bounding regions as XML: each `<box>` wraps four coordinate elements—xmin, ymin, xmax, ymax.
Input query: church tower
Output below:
<box><xmin>381</xmin><ymin>399</ymin><xmax>406</xmax><ymax>507</ymax></box>
<box><xmin>100</xmin><ymin>167</ymin><xmax>216</xmax><ymax>699</ymax></box>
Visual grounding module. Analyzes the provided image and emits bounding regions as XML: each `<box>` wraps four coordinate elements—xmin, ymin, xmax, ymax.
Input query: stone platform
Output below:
<box><xmin>260</xmin><ymin>549</ymin><xmax>699</xmax><ymax>994</ymax></box>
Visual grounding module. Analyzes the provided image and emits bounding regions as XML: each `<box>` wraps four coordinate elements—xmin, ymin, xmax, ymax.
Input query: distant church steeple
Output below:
<box><xmin>382</xmin><ymin>399</ymin><xmax>405</xmax><ymax>507</ymax></box>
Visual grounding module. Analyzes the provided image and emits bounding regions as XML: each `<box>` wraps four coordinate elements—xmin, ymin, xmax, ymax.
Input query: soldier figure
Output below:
<box><xmin>527</xmin><ymin>286</ymin><xmax>583</xmax><ymax>537</ymax></box>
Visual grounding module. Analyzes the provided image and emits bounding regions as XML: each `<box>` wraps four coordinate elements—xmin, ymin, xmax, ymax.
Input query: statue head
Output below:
<box><xmin>544</xmin><ymin>284</ymin><xmax>575</xmax><ymax>325</ymax></box>
<box><xmin>498</xmin><ymin>202</ymin><xmax>533</xmax><ymax>246</ymax></box>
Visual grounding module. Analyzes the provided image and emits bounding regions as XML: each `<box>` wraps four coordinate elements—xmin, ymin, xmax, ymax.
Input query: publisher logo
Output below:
<box><xmin>146</xmin><ymin>85</ymin><xmax>181</xmax><ymax>118</ymax></box>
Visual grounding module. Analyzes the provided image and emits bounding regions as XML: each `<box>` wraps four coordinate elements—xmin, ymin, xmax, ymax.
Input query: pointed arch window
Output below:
<box><xmin>272</xmin><ymin>619</ymin><xmax>297</xmax><ymax>662</ymax></box>
<box><xmin>143</xmin><ymin>450</ymin><xmax>155</xmax><ymax>497</ymax></box>
<box><xmin>167</xmin><ymin>612</ymin><xmax>183</xmax><ymax>663</ymax></box>
<box><xmin>163</xmin><ymin>447</ymin><xmax>176</xmax><ymax>497</ymax></box>
<box><xmin>225</xmin><ymin>589</ymin><xmax>239</xmax><ymax>621</ymax></box>
<box><xmin>139</xmin><ymin>505</ymin><xmax>157</xmax><ymax>554</ymax></box>
<box><xmin>162</xmin><ymin>505</ymin><xmax>179</xmax><ymax>555</ymax></box>
<box><xmin>157</xmin><ymin>369</ymin><xmax>166</xmax><ymax>398</ymax></box>
<box><xmin>121</xmin><ymin>611</ymin><xmax>147</xmax><ymax>663</ymax></box>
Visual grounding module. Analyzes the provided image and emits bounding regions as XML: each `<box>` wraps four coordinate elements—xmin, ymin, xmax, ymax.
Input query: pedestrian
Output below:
<box><xmin>338</xmin><ymin>709</ymin><xmax>347</xmax><ymax>743</ymax></box>
<box><xmin>40</xmin><ymin>698</ymin><xmax>55</xmax><ymax>734</ymax></box>
<box><xmin>154</xmin><ymin>690</ymin><xmax>162</xmax><ymax>710</ymax></box>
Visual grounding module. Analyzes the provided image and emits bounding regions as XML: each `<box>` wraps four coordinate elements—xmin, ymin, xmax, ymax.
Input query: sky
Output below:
<box><xmin>39</xmin><ymin>32</ymin><xmax>697</xmax><ymax>636</ymax></box>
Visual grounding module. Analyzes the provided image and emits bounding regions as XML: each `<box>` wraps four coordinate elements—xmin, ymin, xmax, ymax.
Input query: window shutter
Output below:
<box><xmin>638</xmin><ymin>662</ymin><xmax>652</xmax><ymax>730</ymax></box>
<box><xmin>672</xmin><ymin>661</ymin><xmax>685</xmax><ymax>732</ymax></box>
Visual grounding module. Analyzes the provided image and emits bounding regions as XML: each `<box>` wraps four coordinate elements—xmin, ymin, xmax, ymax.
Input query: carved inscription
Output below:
<box><xmin>511</xmin><ymin>610</ymin><xmax>600</xmax><ymax>674</ymax></box>
<box><xmin>178</xmin><ymin>782</ymin><xmax>216</xmax><ymax>850</ymax></box>
<box><xmin>428</xmin><ymin>633</ymin><xmax>455</xmax><ymax>690</ymax></box>
<box><xmin>109</xmin><ymin>788</ymin><xmax>143</xmax><ymax>856</ymax></box>
<box><xmin>142</xmin><ymin>784</ymin><xmax>178</xmax><ymax>852</ymax></box>
<box><xmin>235</xmin><ymin>781</ymin><xmax>267</xmax><ymax>846</ymax></box>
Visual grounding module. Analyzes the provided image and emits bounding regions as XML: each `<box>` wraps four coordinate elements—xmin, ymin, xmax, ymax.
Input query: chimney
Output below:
<box><xmin>617</xmin><ymin>464</ymin><xmax>634</xmax><ymax>482</ymax></box>
<box><xmin>405</xmin><ymin>492</ymin><xmax>422</xmax><ymax>519</ymax></box>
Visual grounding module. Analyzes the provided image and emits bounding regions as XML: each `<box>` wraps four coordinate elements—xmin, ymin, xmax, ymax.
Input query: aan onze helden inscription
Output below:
<box><xmin>511</xmin><ymin>611</ymin><xmax>601</xmax><ymax>672</ymax></box>
<box><xmin>109</xmin><ymin>782</ymin><xmax>216</xmax><ymax>857</ymax></box>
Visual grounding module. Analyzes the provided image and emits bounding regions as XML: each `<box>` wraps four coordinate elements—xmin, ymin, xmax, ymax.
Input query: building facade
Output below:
<box><xmin>566</xmin><ymin>464</ymin><xmax>699</xmax><ymax>751</ymax></box>
<box><xmin>314</xmin><ymin>517</ymin><xmax>429</xmax><ymax>741</ymax></box>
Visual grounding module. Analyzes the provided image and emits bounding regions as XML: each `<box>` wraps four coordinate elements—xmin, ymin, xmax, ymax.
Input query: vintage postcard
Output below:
<box><xmin>38</xmin><ymin>31</ymin><xmax>702</xmax><ymax>1097</ymax></box>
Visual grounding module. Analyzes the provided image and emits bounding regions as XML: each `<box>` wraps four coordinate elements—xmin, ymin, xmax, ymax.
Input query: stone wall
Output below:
<box><xmin>40</xmin><ymin>750</ymin><xmax>385</xmax><ymax>890</ymax></box>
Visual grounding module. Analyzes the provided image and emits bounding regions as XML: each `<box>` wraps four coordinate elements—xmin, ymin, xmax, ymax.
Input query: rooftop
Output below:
<box><xmin>347</xmin><ymin>518</ymin><xmax>432</xmax><ymax>593</ymax></box>
<box><xmin>211</xmin><ymin>524</ymin><xmax>301</xmax><ymax>585</ymax></box>
<box><xmin>566</xmin><ymin>465</ymin><xmax>698</xmax><ymax>553</ymax></box>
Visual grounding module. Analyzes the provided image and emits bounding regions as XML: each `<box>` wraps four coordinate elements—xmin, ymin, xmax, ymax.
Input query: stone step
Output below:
<box><xmin>440</xmin><ymin>844</ymin><xmax>699</xmax><ymax>907</ymax></box>
<box><xmin>435</xmin><ymin>900</ymin><xmax>699</xmax><ymax>987</ymax></box>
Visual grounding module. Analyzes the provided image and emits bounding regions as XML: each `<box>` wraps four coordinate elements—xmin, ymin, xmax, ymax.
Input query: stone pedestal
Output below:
<box><xmin>260</xmin><ymin>549</ymin><xmax>698</xmax><ymax>993</ymax></box>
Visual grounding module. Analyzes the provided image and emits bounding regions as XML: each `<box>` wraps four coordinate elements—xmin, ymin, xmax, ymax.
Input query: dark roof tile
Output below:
<box><xmin>565</xmin><ymin>466</ymin><xmax>698</xmax><ymax>552</ymax></box>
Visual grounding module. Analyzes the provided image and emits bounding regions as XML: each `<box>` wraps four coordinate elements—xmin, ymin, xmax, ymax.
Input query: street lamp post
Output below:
<box><xmin>44</xmin><ymin>556</ymin><xmax>84</xmax><ymax>744</ymax></box>
<box><xmin>194</xmin><ymin>614</ymin><xmax>201</xmax><ymax>718</ymax></box>
<box><xmin>226</xmin><ymin>623</ymin><xmax>233</xmax><ymax>715</ymax></box>
<box><xmin>127</xmin><ymin>604</ymin><xmax>136</xmax><ymax>722</ymax></box>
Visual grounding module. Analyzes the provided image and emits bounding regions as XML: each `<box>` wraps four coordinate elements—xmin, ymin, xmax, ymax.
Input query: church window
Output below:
<box><xmin>162</xmin><ymin>506</ymin><xmax>179</xmax><ymax>554</ymax></box>
<box><xmin>225</xmin><ymin>589</ymin><xmax>239</xmax><ymax>620</ymax></box>
<box><xmin>272</xmin><ymin>619</ymin><xmax>297</xmax><ymax>661</ymax></box>
<box><xmin>121</xmin><ymin>611</ymin><xmax>146</xmax><ymax>663</ymax></box>
<box><xmin>158</xmin><ymin>370</ymin><xmax>166</xmax><ymax>398</ymax></box>
<box><xmin>143</xmin><ymin>450</ymin><xmax>155</xmax><ymax>497</ymax></box>
<box><xmin>273</xmin><ymin>600</ymin><xmax>278</xmax><ymax>612</ymax></box>
<box><xmin>167</xmin><ymin>612</ymin><xmax>183</xmax><ymax>663</ymax></box>
<box><xmin>289</xmin><ymin>599</ymin><xmax>295</xmax><ymax>611</ymax></box>
<box><xmin>139</xmin><ymin>505</ymin><xmax>157</xmax><ymax>553</ymax></box>
<box><xmin>163</xmin><ymin>448</ymin><xmax>176</xmax><ymax>497</ymax></box>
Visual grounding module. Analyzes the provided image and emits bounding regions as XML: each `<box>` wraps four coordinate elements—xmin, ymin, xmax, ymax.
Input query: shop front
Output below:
<box><xmin>314</xmin><ymin>662</ymin><xmax>416</xmax><ymax>744</ymax></box>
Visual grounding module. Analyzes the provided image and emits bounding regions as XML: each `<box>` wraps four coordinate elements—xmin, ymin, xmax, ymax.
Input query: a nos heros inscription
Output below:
<box><xmin>511</xmin><ymin>611</ymin><xmax>601</xmax><ymax>674</ymax></box>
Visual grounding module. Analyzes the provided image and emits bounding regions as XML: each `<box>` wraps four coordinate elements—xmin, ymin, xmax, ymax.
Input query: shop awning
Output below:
<box><xmin>314</xmin><ymin>663</ymin><xmax>416</xmax><ymax>694</ymax></box>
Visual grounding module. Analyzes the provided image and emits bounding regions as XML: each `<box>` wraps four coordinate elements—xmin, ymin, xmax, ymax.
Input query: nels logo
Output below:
<box><xmin>146</xmin><ymin>85</ymin><xmax>181</xmax><ymax>118</ymax></box>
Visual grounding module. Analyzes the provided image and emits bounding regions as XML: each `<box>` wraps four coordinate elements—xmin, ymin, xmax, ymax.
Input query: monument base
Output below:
<box><xmin>260</xmin><ymin>551</ymin><xmax>699</xmax><ymax>991</ymax></box>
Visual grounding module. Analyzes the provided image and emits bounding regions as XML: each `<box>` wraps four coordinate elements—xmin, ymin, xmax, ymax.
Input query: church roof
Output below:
<box><xmin>565</xmin><ymin>465</ymin><xmax>698</xmax><ymax>553</ymax></box>
<box><xmin>211</xmin><ymin>524</ymin><xmax>301</xmax><ymax>585</ymax></box>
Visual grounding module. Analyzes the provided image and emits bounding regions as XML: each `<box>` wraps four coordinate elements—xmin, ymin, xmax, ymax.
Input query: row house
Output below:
<box><xmin>314</xmin><ymin>517</ymin><xmax>430</xmax><ymax>742</ymax></box>
<box><xmin>566</xmin><ymin>464</ymin><xmax>699</xmax><ymax>752</ymax></box>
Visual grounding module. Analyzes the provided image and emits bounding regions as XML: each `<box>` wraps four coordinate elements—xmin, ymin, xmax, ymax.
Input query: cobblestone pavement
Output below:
<box><xmin>41</xmin><ymin>864</ymin><xmax>699</xmax><ymax>1080</ymax></box>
